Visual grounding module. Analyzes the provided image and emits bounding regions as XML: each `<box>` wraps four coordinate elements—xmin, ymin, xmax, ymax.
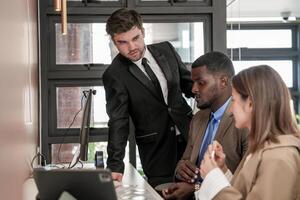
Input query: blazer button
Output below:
<box><xmin>168</xmin><ymin>107</ymin><xmax>172</xmax><ymax>113</ymax></box>
<box><xmin>170</xmin><ymin>126</ymin><xmax>175</xmax><ymax>131</ymax></box>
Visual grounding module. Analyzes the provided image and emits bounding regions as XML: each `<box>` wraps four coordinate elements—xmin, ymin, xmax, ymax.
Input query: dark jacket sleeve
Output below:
<box><xmin>166</xmin><ymin>41</ymin><xmax>194</xmax><ymax>98</ymax></box>
<box><xmin>103</xmin><ymin>69</ymin><xmax>129</xmax><ymax>174</ymax></box>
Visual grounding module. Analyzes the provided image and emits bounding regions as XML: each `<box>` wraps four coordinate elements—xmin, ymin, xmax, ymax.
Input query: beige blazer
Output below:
<box><xmin>177</xmin><ymin>102</ymin><xmax>248</xmax><ymax>173</ymax></box>
<box><xmin>214</xmin><ymin>135</ymin><xmax>300</xmax><ymax>200</ymax></box>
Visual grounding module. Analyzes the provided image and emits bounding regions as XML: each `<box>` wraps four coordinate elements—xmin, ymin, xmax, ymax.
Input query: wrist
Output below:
<box><xmin>221</xmin><ymin>165</ymin><xmax>228</xmax><ymax>173</ymax></box>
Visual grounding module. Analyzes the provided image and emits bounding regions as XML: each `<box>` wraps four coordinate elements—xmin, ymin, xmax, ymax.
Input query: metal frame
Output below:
<box><xmin>227</xmin><ymin>23</ymin><xmax>300</xmax><ymax>113</ymax></box>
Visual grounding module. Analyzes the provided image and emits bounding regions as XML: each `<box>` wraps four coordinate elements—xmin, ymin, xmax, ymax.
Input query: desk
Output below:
<box><xmin>23</xmin><ymin>163</ymin><xmax>162</xmax><ymax>200</ymax></box>
<box><xmin>117</xmin><ymin>163</ymin><xmax>163</xmax><ymax>199</ymax></box>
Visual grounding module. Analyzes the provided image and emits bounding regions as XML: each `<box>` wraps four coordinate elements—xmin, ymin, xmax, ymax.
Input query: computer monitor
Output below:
<box><xmin>70</xmin><ymin>89</ymin><xmax>95</xmax><ymax>168</ymax></box>
<box><xmin>79</xmin><ymin>89</ymin><xmax>94</xmax><ymax>161</ymax></box>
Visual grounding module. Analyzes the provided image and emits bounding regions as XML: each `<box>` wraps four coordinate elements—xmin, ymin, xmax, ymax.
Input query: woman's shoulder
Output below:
<box><xmin>261</xmin><ymin>135</ymin><xmax>300</xmax><ymax>162</ymax></box>
<box><xmin>264</xmin><ymin>135</ymin><xmax>300</xmax><ymax>150</ymax></box>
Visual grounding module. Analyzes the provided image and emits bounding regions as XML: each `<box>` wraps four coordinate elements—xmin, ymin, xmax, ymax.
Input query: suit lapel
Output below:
<box><xmin>128</xmin><ymin>62</ymin><xmax>163</xmax><ymax>102</ymax></box>
<box><xmin>147</xmin><ymin>45</ymin><xmax>173</xmax><ymax>90</ymax></box>
<box><xmin>215</xmin><ymin>101</ymin><xmax>234</xmax><ymax>141</ymax></box>
<box><xmin>191</xmin><ymin>101</ymin><xmax>233</xmax><ymax>163</ymax></box>
<box><xmin>191</xmin><ymin>110</ymin><xmax>211</xmax><ymax>163</ymax></box>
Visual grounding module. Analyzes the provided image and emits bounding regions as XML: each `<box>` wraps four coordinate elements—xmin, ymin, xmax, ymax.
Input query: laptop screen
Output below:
<box><xmin>33</xmin><ymin>168</ymin><xmax>117</xmax><ymax>200</ymax></box>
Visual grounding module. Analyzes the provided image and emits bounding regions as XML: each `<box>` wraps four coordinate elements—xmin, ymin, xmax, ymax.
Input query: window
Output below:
<box><xmin>56</xmin><ymin>23</ymin><xmax>111</xmax><ymax>65</ymax></box>
<box><xmin>52</xmin><ymin>142</ymin><xmax>109</xmax><ymax>164</ymax></box>
<box><xmin>227</xmin><ymin>29</ymin><xmax>292</xmax><ymax>48</ymax></box>
<box><xmin>227</xmin><ymin>23</ymin><xmax>299</xmax><ymax>113</ymax></box>
<box><xmin>55</xmin><ymin>22</ymin><xmax>205</xmax><ymax>67</ymax></box>
<box><xmin>56</xmin><ymin>86</ymin><xmax>108</xmax><ymax>129</ymax></box>
<box><xmin>233</xmin><ymin>60</ymin><xmax>293</xmax><ymax>88</ymax></box>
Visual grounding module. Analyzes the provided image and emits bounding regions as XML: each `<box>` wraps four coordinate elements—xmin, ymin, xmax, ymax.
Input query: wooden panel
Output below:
<box><xmin>0</xmin><ymin>0</ymin><xmax>38</xmax><ymax>199</ymax></box>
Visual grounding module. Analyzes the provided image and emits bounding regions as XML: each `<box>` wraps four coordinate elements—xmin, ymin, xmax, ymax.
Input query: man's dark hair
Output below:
<box><xmin>106</xmin><ymin>8</ymin><xmax>143</xmax><ymax>37</ymax></box>
<box><xmin>191</xmin><ymin>51</ymin><xmax>235</xmax><ymax>77</ymax></box>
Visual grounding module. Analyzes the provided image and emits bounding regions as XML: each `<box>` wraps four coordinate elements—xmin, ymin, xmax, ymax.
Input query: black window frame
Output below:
<box><xmin>49</xmin><ymin>14</ymin><xmax>211</xmax><ymax>72</ymax></box>
<box><xmin>226</xmin><ymin>23</ymin><xmax>300</xmax><ymax>113</ymax></box>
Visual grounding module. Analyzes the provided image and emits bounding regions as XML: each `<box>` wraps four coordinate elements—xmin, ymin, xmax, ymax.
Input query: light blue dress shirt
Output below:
<box><xmin>198</xmin><ymin>97</ymin><xmax>231</xmax><ymax>160</ymax></box>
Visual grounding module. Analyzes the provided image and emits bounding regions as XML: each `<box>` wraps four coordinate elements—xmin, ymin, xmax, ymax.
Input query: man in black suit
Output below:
<box><xmin>103</xmin><ymin>8</ymin><xmax>194</xmax><ymax>187</ymax></box>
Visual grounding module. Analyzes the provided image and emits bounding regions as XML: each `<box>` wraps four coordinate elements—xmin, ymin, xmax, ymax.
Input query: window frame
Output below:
<box><xmin>48</xmin><ymin>14</ymin><xmax>211</xmax><ymax>72</ymax></box>
<box><xmin>48</xmin><ymin>80</ymin><xmax>108</xmax><ymax>137</ymax></box>
<box><xmin>133</xmin><ymin>0</ymin><xmax>211</xmax><ymax>8</ymax></box>
<box><xmin>226</xmin><ymin>23</ymin><xmax>300</xmax><ymax>113</ymax></box>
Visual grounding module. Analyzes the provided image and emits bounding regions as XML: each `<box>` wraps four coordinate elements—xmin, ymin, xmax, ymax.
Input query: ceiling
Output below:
<box><xmin>226</xmin><ymin>0</ymin><xmax>300</xmax><ymax>19</ymax></box>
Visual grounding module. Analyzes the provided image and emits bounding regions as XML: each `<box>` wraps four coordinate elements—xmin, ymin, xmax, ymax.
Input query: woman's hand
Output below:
<box><xmin>209</xmin><ymin>141</ymin><xmax>227</xmax><ymax>173</ymax></box>
<box><xmin>199</xmin><ymin>141</ymin><xmax>228</xmax><ymax>178</ymax></box>
<box><xmin>199</xmin><ymin>149</ymin><xmax>218</xmax><ymax>179</ymax></box>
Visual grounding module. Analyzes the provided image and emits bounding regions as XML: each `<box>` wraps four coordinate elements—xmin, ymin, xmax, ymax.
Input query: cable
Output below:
<box><xmin>67</xmin><ymin>89</ymin><xmax>96</xmax><ymax>169</ymax></box>
<box><xmin>56</xmin><ymin>89</ymin><xmax>96</xmax><ymax>167</ymax></box>
<box><xmin>68</xmin><ymin>159</ymin><xmax>84</xmax><ymax>169</ymax></box>
<box><xmin>30</xmin><ymin>152</ymin><xmax>46</xmax><ymax>169</ymax></box>
<box><xmin>28</xmin><ymin>152</ymin><xmax>46</xmax><ymax>179</ymax></box>
<box><xmin>56</xmin><ymin>93</ymin><xmax>85</xmax><ymax>163</ymax></box>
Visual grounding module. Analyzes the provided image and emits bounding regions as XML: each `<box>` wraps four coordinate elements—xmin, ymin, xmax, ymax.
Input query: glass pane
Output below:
<box><xmin>52</xmin><ymin>143</ymin><xmax>79</xmax><ymax>164</ymax></box>
<box><xmin>233</xmin><ymin>60</ymin><xmax>293</xmax><ymax>87</ymax></box>
<box><xmin>227</xmin><ymin>29</ymin><xmax>292</xmax><ymax>48</ymax></box>
<box><xmin>52</xmin><ymin>142</ymin><xmax>131</xmax><ymax>167</ymax></box>
<box><xmin>144</xmin><ymin>22</ymin><xmax>204</xmax><ymax>63</ymax></box>
<box><xmin>56</xmin><ymin>23</ymin><xmax>113</xmax><ymax>65</ymax></box>
<box><xmin>51</xmin><ymin>142</ymin><xmax>109</xmax><ymax>164</ymax></box>
<box><xmin>56</xmin><ymin>86</ymin><xmax>108</xmax><ymax>128</ymax></box>
<box><xmin>55</xmin><ymin>22</ymin><xmax>204</xmax><ymax>65</ymax></box>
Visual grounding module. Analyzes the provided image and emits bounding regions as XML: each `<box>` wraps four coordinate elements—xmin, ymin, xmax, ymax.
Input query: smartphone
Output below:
<box><xmin>95</xmin><ymin>151</ymin><xmax>104</xmax><ymax>168</ymax></box>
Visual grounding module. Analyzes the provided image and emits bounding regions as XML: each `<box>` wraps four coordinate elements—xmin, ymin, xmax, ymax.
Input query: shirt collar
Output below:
<box><xmin>211</xmin><ymin>97</ymin><xmax>231</xmax><ymax>121</ymax></box>
<box><xmin>133</xmin><ymin>46</ymin><xmax>150</xmax><ymax>67</ymax></box>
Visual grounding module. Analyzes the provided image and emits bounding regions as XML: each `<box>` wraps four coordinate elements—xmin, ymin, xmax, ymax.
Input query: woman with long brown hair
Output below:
<box><xmin>196</xmin><ymin>65</ymin><xmax>300</xmax><ymax>200</ymax></box>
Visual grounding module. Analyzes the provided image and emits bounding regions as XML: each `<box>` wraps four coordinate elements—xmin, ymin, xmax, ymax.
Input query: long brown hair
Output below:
<box><xmin>232</xmin><ymin>65</ymin><xmax>300</xmax><ymax>153</ymax></box>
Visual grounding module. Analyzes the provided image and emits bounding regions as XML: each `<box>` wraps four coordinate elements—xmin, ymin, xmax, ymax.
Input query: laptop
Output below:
<box><xmin>33</xmin><ymin>167</ymin><xmax>118</xmax><ymax>200</ymax></box>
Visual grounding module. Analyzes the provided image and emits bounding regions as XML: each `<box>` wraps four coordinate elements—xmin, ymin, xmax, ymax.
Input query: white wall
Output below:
<box><xmin>0</xmin><ymin>0</ymin><xmax>38</xmax><ymax>199</ymax></box>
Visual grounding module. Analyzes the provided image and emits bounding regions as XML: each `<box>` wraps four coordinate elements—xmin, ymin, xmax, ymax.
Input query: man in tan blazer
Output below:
<box><xmin>162</xmin><ymin>52</ymin><xmax>248</xmax><ymax>200</ymax></box>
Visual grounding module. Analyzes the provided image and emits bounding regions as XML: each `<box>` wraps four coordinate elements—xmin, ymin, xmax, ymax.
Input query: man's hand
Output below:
<box><xmin>111</xmin><ymin>172</ymin><xmax>123</xmax><ymax>182</ymax></box>
<box><xmin>162</xmin><ymin>182</ymin><xmax>194</xmax><ymax>200</ymax></box>
<box><xmin>176</xmin><ymin>160</ymin><xmax>199</xmax><ymax>183</ymax></box>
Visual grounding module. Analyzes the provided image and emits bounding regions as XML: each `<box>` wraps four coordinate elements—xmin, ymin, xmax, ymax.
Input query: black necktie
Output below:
<box><xmin>141</xmin><ymin>58</ymin><xmax>164</xmax><ymax>101</ymax></box>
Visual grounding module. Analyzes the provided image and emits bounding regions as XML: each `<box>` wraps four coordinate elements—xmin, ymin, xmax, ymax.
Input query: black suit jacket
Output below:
<box><xmin>103</xmin><ymin>41</ymin><xmax>193</xmax><ymax>179</ymax></box>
